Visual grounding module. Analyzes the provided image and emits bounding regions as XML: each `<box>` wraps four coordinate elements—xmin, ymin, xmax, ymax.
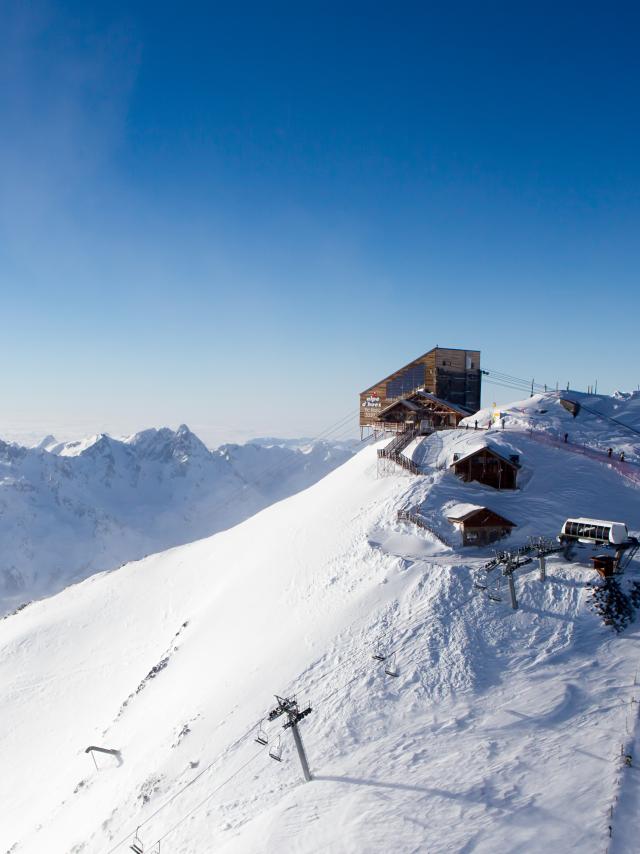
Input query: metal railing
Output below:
<box><xmin>377</xmin><ymin>429</ymin><xmax>421</xmax><ymax>475</ymax></box>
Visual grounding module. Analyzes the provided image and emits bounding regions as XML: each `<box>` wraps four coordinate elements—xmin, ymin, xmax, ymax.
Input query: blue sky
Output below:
<box><xmin>1</xmin><ymin>1</ymin><xmax>639</xmax><ymax>444</ymax></box>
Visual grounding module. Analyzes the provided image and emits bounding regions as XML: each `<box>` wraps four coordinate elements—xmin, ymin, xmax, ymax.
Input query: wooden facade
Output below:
<box><xmin>447</xmin><ymin>506</ymin><xmax>516</xmax><ymax>546</ymax></box>
<box><xmin>360</xmin><ymin>346</ymin><xmax>481</xmax><ymax>431</ymax></box>
<box><xmin>450</xmin><ymin>445</ymin><xmax>520</xmax><ymax>490</ymax></box>
<box><xmin>590</xmin><ymin>555</ymin><xmax>616</xmax><ymax>578</ymax></box>
<box><xmin>375</xmin><ymin>392</ymin><xmax>470</xmax><ymax>434</ymax></box>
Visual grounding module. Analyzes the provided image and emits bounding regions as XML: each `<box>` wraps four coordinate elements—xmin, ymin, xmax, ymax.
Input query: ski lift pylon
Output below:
<box><xmin>254</xmin><ymin>721</ymin><xmax>268</xmax><ymax>746</ymax></box>
<box><xmin>269</xmin><ymin>734</ymin><xmax>283</xmax><ymax>762</ymax></box>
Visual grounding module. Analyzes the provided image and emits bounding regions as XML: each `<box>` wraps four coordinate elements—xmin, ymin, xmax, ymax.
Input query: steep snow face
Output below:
<box><xmin>1</xmin><ymin>411</ymin><xmax>640</xmax><ymax>854</ymax></box>
<box><xmin>0</xmin><ymin>427</ymin><xmax>356</xmax><ymax>614</ymax></box>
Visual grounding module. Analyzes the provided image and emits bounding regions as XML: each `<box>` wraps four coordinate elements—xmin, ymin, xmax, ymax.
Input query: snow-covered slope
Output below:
<box><xmin>467</xmin><ymin>389</ymin><xmax>640</xmax><ymax>462</ymax></box>
<box><xmin>0</xmin><ymin>426</ymin><xmax>356</xmax><ymax>614</ymax></box>
<box><xmin>2</xmin><ymin>396</ymin><xmax>640</xmax><ymax>853</ymax></box>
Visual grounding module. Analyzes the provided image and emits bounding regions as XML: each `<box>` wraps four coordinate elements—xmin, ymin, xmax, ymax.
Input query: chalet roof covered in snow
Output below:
<box><xmin>445</xmin><ymin>502</ymin><xmax>485</xmax><ymax>521</ymax></box>
<box><xmin>446</xmin><ymin>504</ymin><xmax>516</xmax><ymax>527</ymax></box>
<box><xmin>449</xmin><ymin>440</ymin><xmax>521</xmax><ymax>468</ymax></box>
<box><xmin>412</xmin><ymin>390</ymin><xmax>473</xmax><ymax>416</ymax></box>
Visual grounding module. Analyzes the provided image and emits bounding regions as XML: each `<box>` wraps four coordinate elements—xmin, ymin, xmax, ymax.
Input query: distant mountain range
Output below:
<box><xmin>0</xmin><ymin>425</ymin><xmax>357</xmax><ymax>613</ymax></box>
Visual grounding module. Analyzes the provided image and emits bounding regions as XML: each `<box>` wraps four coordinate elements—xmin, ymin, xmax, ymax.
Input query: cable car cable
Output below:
<box><xmin>148</xmin><ymin>751</ymin><xmax>264</xmax><ymax>849</ymax></box>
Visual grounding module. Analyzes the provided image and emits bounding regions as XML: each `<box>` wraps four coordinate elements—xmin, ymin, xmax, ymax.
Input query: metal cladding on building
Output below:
<box><xmin>360</xmin><ymin>346</ymin><xmax>481</xmax><ymax>431</ymax></box>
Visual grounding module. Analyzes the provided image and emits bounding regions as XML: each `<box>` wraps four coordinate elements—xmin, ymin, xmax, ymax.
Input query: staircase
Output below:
<box><xmin>377</xmin><ymin>429</ymin><xmax>421</xmax><ymax>475</ymax></box>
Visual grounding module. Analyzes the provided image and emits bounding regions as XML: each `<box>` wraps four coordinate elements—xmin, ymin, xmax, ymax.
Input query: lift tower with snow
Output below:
<box><xmin>268</xmin><ymin>695</ymin><xmax>313</xmax><ymax>782</ymax></box>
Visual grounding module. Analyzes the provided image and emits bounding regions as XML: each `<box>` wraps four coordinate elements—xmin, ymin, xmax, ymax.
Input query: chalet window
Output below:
<box><xmin>566</xmin><ymin>521</ymin><xmax>611</xmax><ymax>541</ymax></box>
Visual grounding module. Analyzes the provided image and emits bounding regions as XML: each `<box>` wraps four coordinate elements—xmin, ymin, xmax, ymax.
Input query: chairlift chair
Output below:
<box><xmin>372</xmin><ymin>644</ymin><xmax>387</xmax><ymax>662</ymax></box>
<box><xmin>384</xmin><ymin>653</ymin><xmax>399</xmax><ymax>678</ymax></box>
<box><xmin>473</xmin><ymin>570</ymin><xmax>488</xmax><ymax>590</ymax></box>
<box><xmin>254</xmin><ymin>721</ymin><xmax>268</xmax><ymax>746</ymax></box>
<box><xmin>269</xmin><ymin>734</ymin><xmax>283</xmax><ymax>762</ymax></box>
<box><xmin>130</xmin><ymin>831</ymin><xmax>144</xmax><ymax>854</ymax></box>
<box><xmin>486</xmin><ymin>574</ymin><xmax>502</xmax><ymax>603</ymax></box>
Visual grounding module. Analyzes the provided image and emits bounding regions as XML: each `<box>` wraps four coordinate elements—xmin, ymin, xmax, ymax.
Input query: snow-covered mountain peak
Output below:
<box><xmin>0</xmin><ymin>427</ymin><xmax>356</xmax><ymax>613</ymax></box>
<box><xmin>124</xmin><ymin>424</ymin><xmax>210</xmax><ymax>464</ymax></box>
<box><xmin>33</xmin><ymin>434</ymin><xmax>58</xmax><ymax>450</ymax></box>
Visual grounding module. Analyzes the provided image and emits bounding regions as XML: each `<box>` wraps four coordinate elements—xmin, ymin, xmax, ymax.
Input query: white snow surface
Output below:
<box><xmin>464</xmin><ymin>390</ymin><xmax>640</xmax><ymax>462</ymax></box>
<box><xmin>2</xmin><ymin>393</ymin><xmax>640</xmax><ymax>853</ymax></box>
<box><xmin>0</xmin><ymin>425</ymin><xmax>356</xmax><ymax>615</ymax></box>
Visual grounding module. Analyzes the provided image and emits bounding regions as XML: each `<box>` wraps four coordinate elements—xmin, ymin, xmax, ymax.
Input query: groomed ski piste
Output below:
<box><xmin>1</xmin><ymin>392</ymin><xmax>640</xmax><ymax>854</ymax></box>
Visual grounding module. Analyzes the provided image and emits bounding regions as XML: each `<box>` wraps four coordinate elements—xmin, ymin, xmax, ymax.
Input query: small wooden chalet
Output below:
<box><xmin>376</xmin><ymin>391</ymin><xmax>470</xmax><ymax>434</ymax></box>
<box><xmin>446</xmin><ymin>504</ymin><xmax>516</xmax><ymax>546</ymax></box>
<box><xmin>360</xmin><ymin>346</ymin><xmax>481</xmax><ymax>434</ymax></box>
<box><xmin>450</xmin><ymin>444</ymin><xmax>520</xmax><ymax>490</ymax></box>
<box><xmin>590</xmin><ymin>555</ymin><xmax>616</xmax><ymax>578</ymax></box>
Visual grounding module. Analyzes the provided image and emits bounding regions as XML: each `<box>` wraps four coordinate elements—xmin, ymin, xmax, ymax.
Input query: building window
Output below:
<box><xmin>386</xmin><ymin>364</ymin><xmax>425</xmax><ymax>398</ymax></box>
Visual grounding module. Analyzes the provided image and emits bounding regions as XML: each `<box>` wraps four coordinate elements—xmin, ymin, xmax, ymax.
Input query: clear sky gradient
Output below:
<box><xmin>1</xmin><ymin>2</ymin><xmax>639</xmax><ymax>444</ymax></box>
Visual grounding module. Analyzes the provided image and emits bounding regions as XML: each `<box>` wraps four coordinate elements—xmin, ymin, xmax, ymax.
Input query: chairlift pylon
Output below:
<box><xmin>269</xmin><ymin>734</ymin><xmax>283</xmax><ymax>762</ymax></box>
<box><xmin>130</xmin><ymin>829</ymin><xmax>144</xmax><ymax>854</ymax></box>
<box><xmin>254</xmin><ymin>721</ymin><xmax>268</xmax><ymax>746</ymax></box>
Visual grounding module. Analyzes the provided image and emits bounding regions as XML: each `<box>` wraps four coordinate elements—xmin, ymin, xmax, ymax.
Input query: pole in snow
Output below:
<box><xmin>268</xmin><ymin>695</ymin><xmax>313</xmax><ymax>782</ymax></box>
<box><xmin>539</xmin><ymin>553</ymin><xmax>546</xmax><ymax>582</ymax></box>
<box><xmin>505</xmin><ymin>559</ymin><xmax>518</xmax><ymax>610</ymax></box>
<box><xmin>290</xmin><ymin>721</ymin><xmax>312</xmax><ymax>782</ymax></box>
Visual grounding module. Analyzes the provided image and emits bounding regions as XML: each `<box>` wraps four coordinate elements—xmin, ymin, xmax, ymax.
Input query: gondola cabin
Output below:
<box><xmin>559</xmin><ymin>518</ymin><xmax>628</xmax><ymax>546</ymax></box>
<box><xmin>450</xmin><ymin>444</ymin><xmax>520</xmax><ymax>490</ymax></box>
<box><xmin>446</xmin><ymin>504</ymin><xmax>516</xmax><ymax>546</ymax></box>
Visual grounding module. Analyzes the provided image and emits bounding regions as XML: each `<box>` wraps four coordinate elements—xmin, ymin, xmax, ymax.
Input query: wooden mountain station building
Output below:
<box><xmin>450</xmin><ymin>444</ymin><xmax>520</xmax><ymax>490</ymax></box>
<box><xmin>360</xmin><ymin>346</ymin><xmax>481</xmax><ymax>437</ymax></box>
<box><xmin>446</xmin><ymin>505</ymin><xmax>516</xmax><ymax>546</ymax></box>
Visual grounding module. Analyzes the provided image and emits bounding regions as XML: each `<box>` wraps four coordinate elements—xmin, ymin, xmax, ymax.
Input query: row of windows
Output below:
<box><xmin>441</xmin><ymin>359</ymin><xmax>476</xmax><ymax>368</ymax></box>
<box><xmin>564</xmin><ymin>521</ymin><xmax>611</xmax><ymax>541</ymax></box>
<box><xmin>387</xmin><ymin>364</ymin><xmax>425</xmax><ymax>398</ymax></box>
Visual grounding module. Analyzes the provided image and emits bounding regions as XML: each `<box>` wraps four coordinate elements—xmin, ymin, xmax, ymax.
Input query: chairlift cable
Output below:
<box><xmin>104</xmin><ymin>724</ymin><xmax>258</xmax><ymax>853</ymax></box>
<box><xmin>150</xmin><ymin>751</ymin><xmax>263</xmax><ymax>848</ymax></box>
